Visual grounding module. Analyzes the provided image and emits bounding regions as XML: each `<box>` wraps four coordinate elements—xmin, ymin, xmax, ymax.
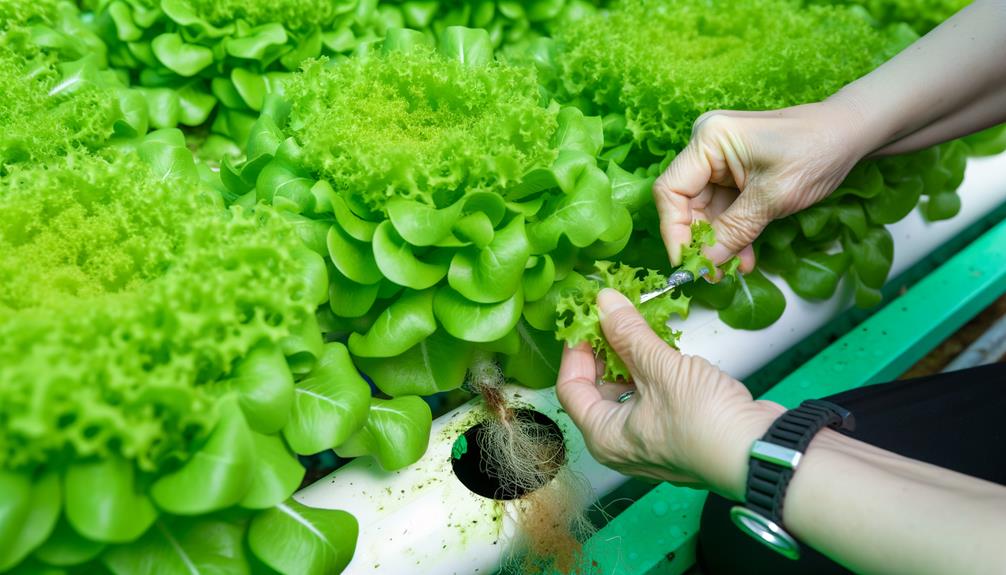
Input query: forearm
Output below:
<box><xmin>829</xmin><ymin>0</ymin><xmax>1006</xmax><ymax>157</ymax></box>
<box><xmin>873</xmin><ymin>85</ymin><xmax>1006</xmax><ymax>156</ymax></box>
<box><xmin>784</xmin><ymin>429</ymin><xmax>1006</xmax><ymax>574</ymax></box>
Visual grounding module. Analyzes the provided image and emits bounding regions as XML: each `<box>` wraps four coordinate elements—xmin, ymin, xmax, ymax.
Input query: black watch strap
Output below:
<box><xmin>744</xmin><ymin>399</ymin><xmax>856</xmax><ymax>524</ymax></box>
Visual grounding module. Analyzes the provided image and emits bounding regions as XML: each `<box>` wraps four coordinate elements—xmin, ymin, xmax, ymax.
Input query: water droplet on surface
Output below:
<box><xmin>652</xmin><ymin>502</ymin><xmax>668</xmax><ymax>517</ymax></box>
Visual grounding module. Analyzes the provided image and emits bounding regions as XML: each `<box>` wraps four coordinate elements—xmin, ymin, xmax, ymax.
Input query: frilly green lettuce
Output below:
<box><xmin>230</xmin><ymin>28</ymin><xmax>627</xmax><ymax>418</ymax></box>
<box><xmin>551</xmin><ymin>0</ymin><xmax>895</xmax><ymax>159</ymax></box>
<box><xmin>554</xmin><ymin>222</ymin><xmax>723</xmax><ymax>381</ymax></box>
<box><xmin>284</xmin><ymin>42</ymin><xmax>557</xmax><ymax>213</ymax></box>
<box><xmin>0</xmin><ymin>0</ymin><xmax>61</xmax><ymax>27</ymax></box>
<box><xmin>0</xmin><ymin>149</ymin><xmax>315</xmax><ymax>472</ymax></box>
<box><xmin>0</xmin><ymin>4</ymin><xmax>144</xmax><ymax>170</ymax></box>
<box><xmin>807</xmin><ymin>0</ymin><xmax>969</xmax><ymax>33</ymax></box>
<box><xmin>376</xmin><ymin>0</ymin><xmax>612</xmax><ymax>49</ymax></box>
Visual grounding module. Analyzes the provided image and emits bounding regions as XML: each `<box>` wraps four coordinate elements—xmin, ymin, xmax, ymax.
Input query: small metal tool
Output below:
<box><xmin>638</xmin><ymin>266</ymin><xmax>709</xmax><ymax>304</ymax></box>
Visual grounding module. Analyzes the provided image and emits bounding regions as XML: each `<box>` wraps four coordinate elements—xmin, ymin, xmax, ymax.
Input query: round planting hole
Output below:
<box><xmin>451</xmin><ymin>408</ymin><xmax>566</xmax><ymax>501</ymax></box>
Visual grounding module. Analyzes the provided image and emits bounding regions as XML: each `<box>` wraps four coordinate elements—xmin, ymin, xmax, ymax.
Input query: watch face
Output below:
<box><xmin>729</xmin><ymin>506</ymin><xmax>801</xmax><ymax>561</ymax></box>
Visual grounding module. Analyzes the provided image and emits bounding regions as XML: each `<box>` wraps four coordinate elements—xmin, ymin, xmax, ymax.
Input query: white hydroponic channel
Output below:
<box><xmin>296</xmin><ymin>152</ymin><xmax>1006</xmax><ymax>575</ymax></box>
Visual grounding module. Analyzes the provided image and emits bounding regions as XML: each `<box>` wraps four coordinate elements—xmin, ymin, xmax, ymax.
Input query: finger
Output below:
<box><xmin>596</xmin><ymin>380</ymin><xmax>635</xmax><ymax>403</ymax></box>
<box><xmin>597</xmin><ymin>289</ymin><xmax>682</xmax><ymax>388</ymax></box>
<box><xmin>653</xmin><ymin>142</ymin><xmax>711</xmax><ymax>266</ymax></box>
<box><xmin>705</xmin><ymin>191</ymin><xmax>770</xmax><ymax>265</ymax></box>
<box><xmin>738</xmin><ymin>244</ymin><xmax>756</xmax><ymax>273</ymax></box>
<box><xmin>556</xmin><ymin>343</ymin><xmax>604</xmax><ymax>432</ymax></box>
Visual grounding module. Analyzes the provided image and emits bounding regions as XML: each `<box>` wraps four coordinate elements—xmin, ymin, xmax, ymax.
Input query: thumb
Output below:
<box><xmin>653</xmin><ymin>141</ymin><xmax>713</xmax><ymax>266</ymax></box>
<box><xmin>597</xmin><ymin>289</ymin><xmax>681</xmax><ymax>388</ymax></box>
<box><xmin>706</xmin><ymin>190</ymin><xmax>771</xmax><ymax>265</ymax></box>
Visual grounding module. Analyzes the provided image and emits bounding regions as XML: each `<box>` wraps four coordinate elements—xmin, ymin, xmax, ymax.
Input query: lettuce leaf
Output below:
<box><xmin>0</xmin><ymin>146</ymin><xmax>314</xmax><ymax>488</ymax></box>
<box><xmin>551</xmin><ymin>0</ymin><xmax>895</xmax><ymax>159</ymax></box>
<box><xmin>553</xmin><ymin>222</ymin><xmax>740</xmax><ymax>380</ymax></box>
<box><xmin>0</xmin><ymin>20</ymin><xmax>141</xmax><ymax>170</ymax></box>
<box><xmin>284</xmin><ymin>44</ymin><xmax>557</xmax><ymax>213</ymax></box>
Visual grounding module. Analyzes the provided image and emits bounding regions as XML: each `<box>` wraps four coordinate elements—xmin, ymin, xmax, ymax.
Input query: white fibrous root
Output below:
<box><xmin>479</xmin><ymin>409</ymin><xmax>564</xmax><ymax>497</ymax></box>
<box><xmin>465</xmin><ymin>351</ymin><xmax>596</xmax><ymax>574</ymax></box>
<box><xmin>465</xmin><ymin>350</ymin><xmax>508</xmax><ymax>420</ymax></box>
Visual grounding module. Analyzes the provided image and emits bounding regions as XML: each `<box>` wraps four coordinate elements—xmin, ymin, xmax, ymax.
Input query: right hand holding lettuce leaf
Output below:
<box><xmin>653</xmin><ymin>102</ymin><xmax>870</xmax><ymax>271</ymax></box>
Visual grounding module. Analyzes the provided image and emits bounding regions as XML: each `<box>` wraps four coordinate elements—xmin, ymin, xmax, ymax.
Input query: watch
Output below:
<box><xmin>729</xmin><ymin>399</ymin><xmax>856</xmax><ymax>560</ymax></box>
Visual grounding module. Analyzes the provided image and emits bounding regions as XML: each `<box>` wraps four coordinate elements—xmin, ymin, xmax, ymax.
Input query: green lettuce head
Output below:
<box><xmin>228</xmin><ymin>27</ymin><xmax>633</xmax><ymax>402</ymax></box>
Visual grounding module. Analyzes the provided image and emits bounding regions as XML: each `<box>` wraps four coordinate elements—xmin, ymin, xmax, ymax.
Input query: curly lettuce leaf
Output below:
<box><xmin>556</xmin><ymin>260</ymin><xmax>690</xmax><ymax>381</ymax></box>
<box><xmin>807</xmin><ymin>0</ymin><xmax>969</xmax><ymax>33</ymax></box>
<box><xmin>552</xmin><ymin>0</ymin><xmax>895</xmax><ymax>159</ymax></box>
<box><xmin>0</xmin><ymin>150</ymin><xmax>313</xmax><ymax>475</ymax></box>
<box><xmin>554</xmin><ymin>222</ymin><xmax>737</xmax><ymax>380</ymax></box>
<box><xmin>284</xmin><ymin>45</ymin><xmax>557</xmax><ymax>213</ymax></box>
<box><xmin>0</xmin><ymin>29</ymin><xmax>138</xmax><ymax>170</ymax></box>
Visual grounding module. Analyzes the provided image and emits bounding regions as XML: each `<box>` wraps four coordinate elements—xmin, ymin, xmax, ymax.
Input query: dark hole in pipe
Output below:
<box><xmin>450</xmin><ymin>409</ymin><xmax>566</xmax><ymax>501</ymax></box>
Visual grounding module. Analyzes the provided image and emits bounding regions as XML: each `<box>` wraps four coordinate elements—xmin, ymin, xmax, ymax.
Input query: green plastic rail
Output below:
<box><xmin>564</xmin><ymin>216</ymin><xmax>1006</xmax><ymax>575</ymax></box>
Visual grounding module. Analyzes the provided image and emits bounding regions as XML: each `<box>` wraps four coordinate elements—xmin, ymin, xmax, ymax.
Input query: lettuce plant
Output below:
<box><xmin>1</xmin><ymin>2</ymin><xmax>998</xmax><ymax>573</ymax></box>
<box><xmin>548</xmin><ymin>0</ymin><xmax>896</xmax><ymax>162</ymax></box>
<box><xmin>225</xmin><ymin>27</ymin><xmax>636</xmax><ymax>409</ymax></box>
<box><xmin>82</xmin><ymin>0</ymin><xmax>353</xmax><ymax>146</ymax></box>
<box><xmin>80</xmin><ymin>0</ymin><xmax>615</xmax><ymax>154</ymax></box>
<box><xmin>808</xmin><ymin>0</ymin><xmax>969</xmax><ymax>33</ymax></box>
<box><xmin>0</xmin><ymin>21</ymin><xmax>362</xmax><ymax>567</ymax></box>
<box><xmin>0</xmin><ymin>1</ymin><xmax>148</xmax><ymax>170</ymax></box>
<box><xmin>375</xmin><ymin>0</ymin><xmax>611</xmax><ymax>49</ymax></box>
<box><xmin>0</xmin><ymin>131</ymin><xmax>366</xmax><ymax>572</ymax></box>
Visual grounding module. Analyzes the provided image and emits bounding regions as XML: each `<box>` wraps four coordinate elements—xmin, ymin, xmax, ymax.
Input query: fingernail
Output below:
<box><xmin>598</xmin><ymin>288</ymin><xmax>632</xmax><ymax>315</ymax></box>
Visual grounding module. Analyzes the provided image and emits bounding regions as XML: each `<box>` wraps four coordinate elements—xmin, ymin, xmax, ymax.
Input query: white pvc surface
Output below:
<box><xmin>296</xmin><ymin>153</ymin><xmax>1006</xmax><ymax>575</ymax></box>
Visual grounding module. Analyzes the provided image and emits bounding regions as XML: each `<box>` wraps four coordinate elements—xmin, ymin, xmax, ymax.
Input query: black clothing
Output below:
<box><xmin>698</xmin><ymin>362</ymin><xmax>1006</xmax><ymax>574</ymax></box>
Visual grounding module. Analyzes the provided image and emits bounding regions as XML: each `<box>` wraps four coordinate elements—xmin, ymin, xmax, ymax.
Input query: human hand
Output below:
<box><xmin>654</xmin><ymin>101</ymin><xmax>870</xmax><ymax>271</ymax></box>
<box><xmin>556</xmin><ymin>289</ymin><xmax>783</xmax><ymax>500</ymax></box>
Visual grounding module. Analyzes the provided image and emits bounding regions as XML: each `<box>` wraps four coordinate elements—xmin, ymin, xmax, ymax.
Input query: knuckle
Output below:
<box><xmin>694</xmin><ymin>110</ymin><xmax>729</xmax><ymax>133</ymax></box>
<box><xmin>716</xmin><ymin>210</ymin><xmax>763</xmax><ymax>249</ymax></box>
<box><xmin>652</xmin><ymin>174</ymin><xmax>674</xmax><ymax>201</ymax></box>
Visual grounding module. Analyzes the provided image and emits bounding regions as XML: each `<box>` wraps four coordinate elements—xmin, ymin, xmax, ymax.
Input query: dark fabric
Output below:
<box><xmin>697</xmin><ymin>362</ymin><xmax>1006</xmax><ymax>575</ymax></box>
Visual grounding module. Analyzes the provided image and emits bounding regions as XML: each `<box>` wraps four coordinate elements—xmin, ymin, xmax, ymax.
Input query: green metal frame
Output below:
<box><xmin>564</xmin><ymin>216</ymin><xmax>1006</xmax><ymax>575</ymax></box>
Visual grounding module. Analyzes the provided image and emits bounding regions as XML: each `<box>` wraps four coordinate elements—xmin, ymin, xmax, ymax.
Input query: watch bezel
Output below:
<box><xmin>729</xmin><ymin>505</ymin><xmax>801</xmax><ymax>560</ymax></box>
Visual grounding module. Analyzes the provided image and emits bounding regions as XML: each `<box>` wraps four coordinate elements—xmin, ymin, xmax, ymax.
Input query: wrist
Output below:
<box><xmin>714</xmin><ymin>399</ymin><xmax>786</xmax><ymax>502</ymax></box>
<box><xmin>820</xmin><ymin>89</ymin><xmax>896</xmax><ymax>159</ymax></box>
